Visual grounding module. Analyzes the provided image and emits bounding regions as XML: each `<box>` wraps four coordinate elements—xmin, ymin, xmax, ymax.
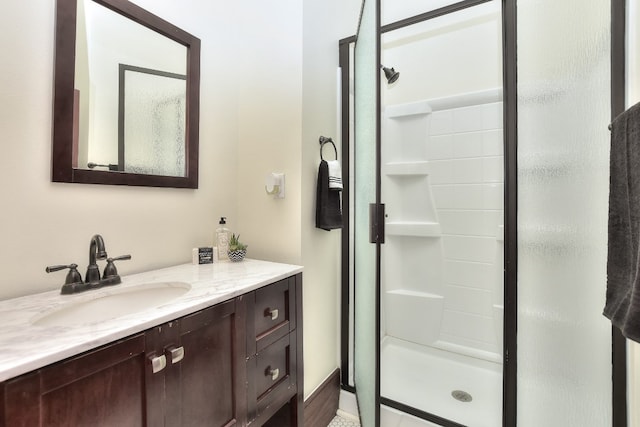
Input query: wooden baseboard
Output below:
<box><xmin>303</xmin><ymin>369</ymin><xmax>340</xmax><ymax>427</ymax></box>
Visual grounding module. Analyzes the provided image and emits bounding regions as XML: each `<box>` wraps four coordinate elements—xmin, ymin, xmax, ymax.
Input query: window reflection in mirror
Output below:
<box><xmin>74</xmin><ymin>0</ymin><xmax>188</xmax><ymax>177</ymax></box>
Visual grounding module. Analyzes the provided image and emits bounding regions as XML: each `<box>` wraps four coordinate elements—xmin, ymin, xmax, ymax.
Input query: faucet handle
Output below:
<box><xmin>46</xmin><ymin>263</ymin><xmax>83</xmax><ymax>285</ymax></box>
<box><xmin>103</xmin><ymin>255</ymin><xmax>131</xmax><ymax>278</ymax></box>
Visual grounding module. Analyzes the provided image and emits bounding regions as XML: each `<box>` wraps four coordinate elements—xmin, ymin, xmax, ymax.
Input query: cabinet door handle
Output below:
<box><xmin>150</xmin><ymin>354</ymin><xmax>167</xmax><ymax>374</ymax></box>
<box><xmin>265</xmin><ymin>308</ymin><xmax>279</xmax><ymax>320</ymax></box>
<box><xmin>266</xmin><ymin>366</ymin><xmax>280</xmax><ymax>381</ymax></box>
<box><xmin>167</xmin><ymin>346</ymin><xmax>185</xmax><ymax>364</ymax></box>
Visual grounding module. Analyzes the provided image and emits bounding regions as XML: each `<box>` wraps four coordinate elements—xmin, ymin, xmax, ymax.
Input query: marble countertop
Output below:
<box><xmin>0</xmin><ymin>259</ymin><xmax>302</xmax><ymax>382</ymax></box>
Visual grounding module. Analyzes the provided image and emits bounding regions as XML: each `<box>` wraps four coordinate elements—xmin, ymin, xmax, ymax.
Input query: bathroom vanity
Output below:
<box><xmin>0</xmin><ymin>260</ymin><xmax>303</xmax><ymax>426</ymax></box>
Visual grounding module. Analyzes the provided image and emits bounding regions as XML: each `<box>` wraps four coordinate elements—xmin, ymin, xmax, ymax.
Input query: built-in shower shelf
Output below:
<box><xmin>384</xmin><ymin>162</ymin><xmax>430</xmax><ymax>176</ymax></box>
<box><xmin>386</xmin><ymin>222</ymin><xmax>441</xmax><ymax>237</ymax></box>
<box><xmin>386</xmin><ymin>289</ymin><xmax>443</xmax><ymax>299</ymax></box>
<box><xmin>384</xmin><ymin>100</ymin><xmax>432</xmax><ymax>118</ymax></box>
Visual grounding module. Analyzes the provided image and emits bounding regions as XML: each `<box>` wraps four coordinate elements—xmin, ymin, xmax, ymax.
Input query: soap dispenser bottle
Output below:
<box><xmin>216</xmin><ymin>217</ymin><xmax>230</xmax><ymax>261</ymax></box>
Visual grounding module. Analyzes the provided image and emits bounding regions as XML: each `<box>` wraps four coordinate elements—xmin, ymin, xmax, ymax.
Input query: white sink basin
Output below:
<box><xmin>33</xmin><ymin>282</ymin><xmax>191</xmax><ymax>327</ymax></box>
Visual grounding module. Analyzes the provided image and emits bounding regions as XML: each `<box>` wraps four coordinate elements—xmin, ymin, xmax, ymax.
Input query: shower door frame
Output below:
<box><xmin>341</xmin><ymin>1</ymin><xmax>630</xmax><ymax>426</ymax></box>
<box><xmin>339</xmin><ymin>0</ymin><xmax>519</xmax><ymax>425</ymax></box>
<box><xmin>611</xmin><ymin>1</ymin><xmax>628</xmax><ymax>426</ymax></box>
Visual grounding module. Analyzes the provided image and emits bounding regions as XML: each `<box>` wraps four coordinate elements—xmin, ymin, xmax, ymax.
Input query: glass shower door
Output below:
<box><xmin>379</xmin><ymin>2</ymin><xmax>505</xmax><ymax>426</ymax></box>
<box><xmin>353</xmin><ymin>0</ymin><xmax>379</xmax><ymax>426</ymax></box>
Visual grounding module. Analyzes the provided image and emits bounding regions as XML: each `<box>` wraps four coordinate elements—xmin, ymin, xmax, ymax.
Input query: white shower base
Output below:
<box><xmin>381</xmin><ymin>337</ymin><xmax>502</xmax><ymax>427</ymax></box>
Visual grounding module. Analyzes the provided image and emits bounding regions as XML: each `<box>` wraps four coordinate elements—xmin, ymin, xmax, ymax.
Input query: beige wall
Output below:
<box><xmin>0</xmin><ymin>1</ymin><xmax>235</xmax><ymax>299</ymax></box>
<box><xmin>301</xmin><ymin>0</ymin><xmax>362</xmax><ymax>398</ymax></box>
<box><xmin>235</xmin><ymin>0</ymin><xmax>303</xmax><ymax>265</ymax></box>
<box><xmin>232</xmin><ymin>0</ymin><xmax>361</xmax><ymax>398</ymax></box>
<box><xmin>0</xmin><ymin>0</ymin><xmax>359</xmax><ymax>400</ymax></box>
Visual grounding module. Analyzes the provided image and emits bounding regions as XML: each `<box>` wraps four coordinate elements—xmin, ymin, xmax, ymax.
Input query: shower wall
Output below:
<box><xmin>427</xmin><ymin>91</ymin><xmax>504</xmax><ymax>359</ymax></box>
<box><xmin>380</xmin><ymin>1</ymin><xmax>503</xmax><ymax>363</ymax></box>
<box><xmin>381</xmin><ymin>2</ymin><xmax>502</xmax><ymax>105</ymax></box>
<box><xmin>382</xmin><ymin>89</ymin><xmax>504</xmax><ymax>361</ymax></box>
<box><xmin>374</xmin><ymin>2</ymin><xmax>506</xmax><ymax>424</ymax></box>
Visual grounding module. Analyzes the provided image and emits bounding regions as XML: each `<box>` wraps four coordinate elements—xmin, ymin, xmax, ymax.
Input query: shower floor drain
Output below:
<box><xmin>451</xmin><ymin>390</ymin><xmax>473</xmax><ymax>402</ymax></box>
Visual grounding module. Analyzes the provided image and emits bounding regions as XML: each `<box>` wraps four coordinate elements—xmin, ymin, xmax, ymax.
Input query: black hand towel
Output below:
<box><xmin>604</xmin><ymin>101</ymin><xmax>640</xmax><ymax>343</ymax></box>
<box><xmin>315</xmin><ymin>160</ymin><xmax>343</xmax><ymax>231</ymax></box>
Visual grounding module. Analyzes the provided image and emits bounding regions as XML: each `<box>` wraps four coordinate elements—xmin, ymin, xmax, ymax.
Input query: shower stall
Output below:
<box><xmin>340</xmin><ymin>0</ymin><xmax>620</xmax><ymax>426</ymax></box>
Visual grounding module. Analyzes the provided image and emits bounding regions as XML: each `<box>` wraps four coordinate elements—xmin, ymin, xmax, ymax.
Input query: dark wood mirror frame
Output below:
<box><xmin>52</xmin><ymin>0</ymin><xmax>201</xmax><ymax>188</ymax></box>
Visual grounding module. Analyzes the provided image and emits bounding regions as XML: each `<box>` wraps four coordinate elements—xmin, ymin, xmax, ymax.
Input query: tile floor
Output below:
<box><xmin>328</xmin><ymin>415</ymin><xmax>360</xmax><ymax>427</ymax></box>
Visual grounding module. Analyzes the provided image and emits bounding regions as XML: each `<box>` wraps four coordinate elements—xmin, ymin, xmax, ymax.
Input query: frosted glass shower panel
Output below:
<box><xmin>353</xmin><ymin>0</ymin><xmax>378</xmax><ymax>426</ymax></box>
<box><xmin>517</xmin><ymin>0</ymin><xmax>612</xmax><ymax>425</ymax></box>
<box><xmin>122</xmin><ymin>67</ymin><xmax>187</xmax><ymax>177</ymax></box>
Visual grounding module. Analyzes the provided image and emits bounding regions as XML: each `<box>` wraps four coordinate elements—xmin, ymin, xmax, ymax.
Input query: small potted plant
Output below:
<box><xmin>228</xmin><ymin>233</ymin><xmax>248</xmax><ymax>262</ymax></box>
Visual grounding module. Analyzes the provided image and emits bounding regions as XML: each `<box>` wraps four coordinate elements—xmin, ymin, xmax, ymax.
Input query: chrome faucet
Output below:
<box><xmin>85</xmin><ymin>234</ymin><xmax>108</xmax><ymax>285</ymax></box>
<box><xmin>46</xmin><ymin>234</ymin><xmax>131</xmax><ymax>294</ymax></box>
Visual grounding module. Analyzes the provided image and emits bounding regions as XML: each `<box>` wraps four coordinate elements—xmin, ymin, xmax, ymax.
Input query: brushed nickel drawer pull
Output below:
<box><xmin>265</xmin><ymin>366</ymin><xmax>280</xmax><ymax>381</ymax></box>
<box><xmin>167</xmin><ymin>346</ymin><xmax>185</xmax><ymax>364</ymax></box>
<box><xmin>265</xmin><ymin>308</ymin><xmax>279</xmax><ymax>320</ymax></box>
<box><xmin>150</xmin><ymin>354</ymin><xmax>167</xmax><ymax>374</ymax></box>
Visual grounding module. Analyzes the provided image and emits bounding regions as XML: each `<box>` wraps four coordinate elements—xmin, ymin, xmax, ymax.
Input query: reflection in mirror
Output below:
<box><xmin>75</xmin><ymin>0</ymin><xmax>188</xmax><ymax>177</ymax></box>
<box><xmin>119</xmin><ymin>65</ymin><xmax>186</xmax><ymax>176</ymax></box>
<box><xmin>53</xmin><ymin>0</ymin><xmax>200</xmax><ymax>188</ymax></box>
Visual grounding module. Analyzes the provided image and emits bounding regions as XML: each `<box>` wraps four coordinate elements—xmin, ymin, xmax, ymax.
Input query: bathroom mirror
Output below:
<box><xmin>52</xmin><ymin>0</ymin><xmax>201</xmax><ymax>188</ymax></box>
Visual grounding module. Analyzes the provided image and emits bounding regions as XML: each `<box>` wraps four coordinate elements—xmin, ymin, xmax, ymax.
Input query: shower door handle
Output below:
<box><xmin>369</xmin><ymin>203</ymin><xmax>385</xmax><ymax>244</ymax></box>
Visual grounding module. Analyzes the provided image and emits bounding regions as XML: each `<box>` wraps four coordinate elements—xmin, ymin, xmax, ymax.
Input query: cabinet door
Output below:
<box><xmin>2</xmin><ymin>334</ymin><xmax>147</xmax><ymax>427</ymax></box>
<box><xmin>163</xmin><ymin>299</ymin><xmax>246</xmax><ymax>427</ymax></box>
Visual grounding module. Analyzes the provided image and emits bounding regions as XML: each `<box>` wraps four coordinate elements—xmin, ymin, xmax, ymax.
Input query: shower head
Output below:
<box><xmin>381</xmin><ymin>65</ymin><xmax>400</xmax><ymax>84</ymax></box>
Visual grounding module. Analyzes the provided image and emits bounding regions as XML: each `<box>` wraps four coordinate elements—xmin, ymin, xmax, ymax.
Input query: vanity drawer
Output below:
<box><xmin>249</xmin><ymin>277</ymin><xmax>296</xmax><ymax>353</ymax></box>
<box><xmin>247</xmin><ymin>332</ymin><xmax>297</xmax><ymax>421</ymax></box>
<box><xmin>243</xmin><ymin>272</ymin><xmax>303</xmax><ymax>426</ymax></box>
<box><xmin>256</xmin><ymin>334</ymin><xmax>292</xmax><ymax>399</ymax></box>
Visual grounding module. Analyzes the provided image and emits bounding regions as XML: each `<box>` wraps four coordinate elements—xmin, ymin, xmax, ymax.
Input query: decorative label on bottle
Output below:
<box><xmin>216</xmin><ymin>217</ymin><xmax>230</xmax><ymax>261</ymax></box>
<box><xmin>217</xmin><ymin>232</ymin><xmax>229</xmax><ymax>260</ymax></box>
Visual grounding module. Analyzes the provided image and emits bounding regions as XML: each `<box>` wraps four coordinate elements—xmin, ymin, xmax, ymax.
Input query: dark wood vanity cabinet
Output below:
<box><xmin>0</xmin><ymin>299</ymin><xmax>244</xmax><ymax>427</ymax></box>
<box><xmin>2</xmin><ymin>334</ymin><xmax>146</xmax><ymax>427</ymax></box>
<box><xmin>145</xmin><ymin>298</ymin><xmax>246</xmax><ymax>427</ymax></box>
<box><xmin>0</xmin><ymin>273</ymin><xmax>302</xmax><ymax>427</ymax></box>
<box><xmin>1</xmin><ymin>333</ymin><xmax>148</xmax><ymax>427</ymax></box>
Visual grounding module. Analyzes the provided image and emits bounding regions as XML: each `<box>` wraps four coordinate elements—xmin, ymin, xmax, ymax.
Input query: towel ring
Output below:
<box><xmin>319</xmin><ymin>136</ymin><xmax>338</xmax><ymax>160</ymax></box>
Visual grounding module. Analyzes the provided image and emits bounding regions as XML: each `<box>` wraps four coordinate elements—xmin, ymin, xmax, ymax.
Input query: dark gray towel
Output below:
<box><xmin>315</xmin><ymin>160</ymin><xmax>343</xmax><ymax>231</ymax></box>
<box><xmin>604</xmin><ymin>101</ymin><xmax>640</xmax><ymax>343</ymax></box>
